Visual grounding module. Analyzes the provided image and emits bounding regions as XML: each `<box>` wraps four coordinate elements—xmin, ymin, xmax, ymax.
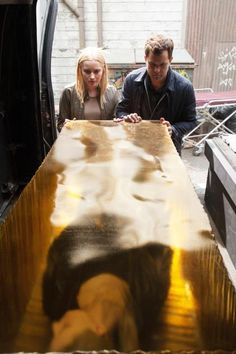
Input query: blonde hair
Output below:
<box><xmin>76</xmin><ymin>47</ymin><xmax>109</xmax><ymax>108</ymax></box>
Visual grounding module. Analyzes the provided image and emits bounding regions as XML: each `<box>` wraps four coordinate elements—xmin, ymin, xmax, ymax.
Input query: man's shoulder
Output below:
<box><xmin>126</xmin><ymin>66</ymin><xmax>146</xmax><ymax>81</ymax></box>
<box><xmin>171</xmin><ymin>69</ymin><xmax>192</xmax><ymax>88</ymax></box>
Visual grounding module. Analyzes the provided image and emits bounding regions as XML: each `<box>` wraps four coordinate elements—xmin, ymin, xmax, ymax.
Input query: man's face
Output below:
<box><xmin>145</xmin><ymin>50</ymin><xmax>172</xmax><ymax>89</ymax></box>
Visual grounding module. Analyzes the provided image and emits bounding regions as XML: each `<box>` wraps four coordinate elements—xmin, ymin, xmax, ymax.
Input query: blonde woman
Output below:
<box><xmin>57</xmin><ymin>47</ymin><xmax>120</xmax><ymax>131</ymax></box>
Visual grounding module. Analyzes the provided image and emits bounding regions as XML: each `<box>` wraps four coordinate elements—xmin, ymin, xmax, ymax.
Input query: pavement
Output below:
<box><xmin>182</xmin><ymin>146</ymin><xmax>209</xmax><ymax>205</ymax></box>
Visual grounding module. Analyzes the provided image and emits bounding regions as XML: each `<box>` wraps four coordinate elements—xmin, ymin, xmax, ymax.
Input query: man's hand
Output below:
<box><xmin>114</xmin><ymin>113</ymin><xmax>142</xmax><ymax>123</ymax></box>
<box><xmin>159</xmin><ymin>117</ymin><xmax>172</xmax><ymax>136</ymax></box>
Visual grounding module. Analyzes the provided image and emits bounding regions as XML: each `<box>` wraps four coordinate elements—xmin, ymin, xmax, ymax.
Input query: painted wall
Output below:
<box><xmin>51</xmin><ymin>0</ymin><xmax>187</xmax><ymax>107</ymax></box>
<box><xmin>185</xmin><ymin>0</ymin><xmax>236</xmax><ymax>91</ymax></box>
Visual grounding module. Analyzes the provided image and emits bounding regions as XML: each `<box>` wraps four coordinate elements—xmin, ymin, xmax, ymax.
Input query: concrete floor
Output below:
<box><xmin>182</xmin><ymin>146</ymin><xmax>209</xmax><ymax>205</ymax></box>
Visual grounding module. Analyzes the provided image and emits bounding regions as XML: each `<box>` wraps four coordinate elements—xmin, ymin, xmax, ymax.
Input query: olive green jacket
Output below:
<box><xmin>57</xmin><ymin>84</ymin><xmax>120</xmax><ymax>131</ymax></box>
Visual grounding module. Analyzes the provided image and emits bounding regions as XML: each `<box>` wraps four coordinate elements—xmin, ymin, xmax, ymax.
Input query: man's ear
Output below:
<box><xmin>170</xmin><ymin>56</ymin><xmax>173</xmax><ymax>63</ymax></box>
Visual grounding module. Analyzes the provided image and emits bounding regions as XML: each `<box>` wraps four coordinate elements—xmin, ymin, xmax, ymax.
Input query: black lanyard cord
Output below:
<box><xmin>144</xmin><ymin>79</ymin><xmax>167</xmax><ymax>120</ymax></box>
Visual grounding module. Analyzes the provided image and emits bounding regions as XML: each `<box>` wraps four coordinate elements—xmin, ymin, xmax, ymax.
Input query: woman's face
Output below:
<box><xmin>81</xmin><ymin>60</ymin><xmax>104</xmax><ymax>91</ymax></box>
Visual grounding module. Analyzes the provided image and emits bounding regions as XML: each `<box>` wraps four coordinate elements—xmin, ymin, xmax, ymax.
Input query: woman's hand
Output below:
<box><xmin>64</xmin><ymin>118</ymin><xmax>77</xmax><ymax>129</ymax></box>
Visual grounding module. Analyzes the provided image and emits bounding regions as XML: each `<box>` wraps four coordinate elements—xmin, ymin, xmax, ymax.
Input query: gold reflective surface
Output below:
<box><xmin>0</xmin><ymin>121</ymin><xmax>236</xmax><ymax>352</ymax></box>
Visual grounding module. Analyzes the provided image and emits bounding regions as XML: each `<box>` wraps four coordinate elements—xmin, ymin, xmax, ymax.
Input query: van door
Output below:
<box><xmin>0</xmin><ymin>0</ymin><xmax>57</xmax><ymax>218</ymax></box>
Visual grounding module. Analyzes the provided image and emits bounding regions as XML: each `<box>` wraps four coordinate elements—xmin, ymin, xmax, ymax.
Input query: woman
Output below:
<box><xmin>57</xmin><ymin>47</ymin><xmax>120</xmax><ymax>131</ymax></box>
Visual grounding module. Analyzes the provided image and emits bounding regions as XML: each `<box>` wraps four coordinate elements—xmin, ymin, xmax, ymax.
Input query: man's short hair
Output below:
<box><xmin>144</xmin><ymin>34</ymin><xmax>174</xmax><ymax>59</ymax></box>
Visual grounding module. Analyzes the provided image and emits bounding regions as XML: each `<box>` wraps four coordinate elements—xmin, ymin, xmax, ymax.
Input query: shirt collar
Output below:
<box><xmin>145</xmin><ymin>74</ymin><xmax>166</xmax><ymax>95</ymax></box>
<box><xmin>135</xmin><ymin>67</ymin><xmax>175</xmax><ymax>92</ymax></box>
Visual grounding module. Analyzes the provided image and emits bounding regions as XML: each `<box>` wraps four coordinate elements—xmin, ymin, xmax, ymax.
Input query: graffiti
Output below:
<box><xmin>175</xmin><ymin>69</ymin><xmax>192</xmax><ymax>81</ymax></box>
<box><xmin>218</xmin><ymin>62</ymin><xmax>236</xmax><ymax>76</ymax></box>
<box><xmin>217</xmin><ymin>46</ymin><xmax>236</xmax><ymax>88</ymax></box>
<box><xmin>109</xmin><ymin>69</ymin><xmax>134</xmax><ymax>90</ymax></box>
<box><xmin>219</xmin><ymin>78</ymin><xmax>233</xmax><ymax>88</ymax></box>
<box><xmin>109</xmin><ymin>67</ymin><xmax>193</xmax><ymax>90</ymax></box>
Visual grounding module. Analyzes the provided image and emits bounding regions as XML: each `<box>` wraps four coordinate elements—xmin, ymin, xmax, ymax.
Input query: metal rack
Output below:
<box><xmin>183</xmin><ymin>90</ymin><xmax>236</xmax><ymax>156</ymax></box>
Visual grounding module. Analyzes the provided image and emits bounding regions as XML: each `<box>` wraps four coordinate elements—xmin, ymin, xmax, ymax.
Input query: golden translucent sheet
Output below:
<box><xmin>0</xmin><ymin>121</ymin><xmax>236</xmax><ymax>352</ymax></box>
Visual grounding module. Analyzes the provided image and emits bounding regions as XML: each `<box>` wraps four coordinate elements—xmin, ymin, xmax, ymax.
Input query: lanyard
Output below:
<box><xmin>144</xmin><ymin>79</ymin><xmax>167</xmax><ymax>120</ymax></box>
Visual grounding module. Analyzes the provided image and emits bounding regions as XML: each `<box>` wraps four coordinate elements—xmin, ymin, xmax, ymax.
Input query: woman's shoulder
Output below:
<box><xmin>62</xmin><ymin>83</ymin><xmax>76</xmax><ymax>94</ymax></box>
<box><xmin>60</xmin><ymin>83</ymin><xmax>78</xmax><ymax>103</ymax></box>
<box><xmin>106</xmin><ymin>84</ymin><xmax>118</xmax><ymax>94</ymax></box>
<box><xmin>105</xmin><ymin>84</ymin><xmax>120</xmax><ymax>102</ymax></box>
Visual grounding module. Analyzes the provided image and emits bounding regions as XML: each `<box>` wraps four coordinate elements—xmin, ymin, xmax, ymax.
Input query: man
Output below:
<box><xmin>115</xmin><ymin>34</ymin><xmax>197</xmax><ymax>154</ymax></box>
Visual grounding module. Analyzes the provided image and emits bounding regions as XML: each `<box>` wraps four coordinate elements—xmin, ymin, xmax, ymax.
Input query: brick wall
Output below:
<box><xmin>51</xmin><ymin>0</ymin><xmax>187</xmax><ymax>107</ymax></box>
